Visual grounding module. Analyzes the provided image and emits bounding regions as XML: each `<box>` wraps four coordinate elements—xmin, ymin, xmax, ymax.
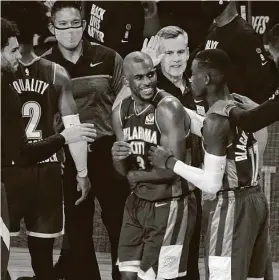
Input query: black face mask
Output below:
<box><xmin>201</xmin><ymin>0</ymin><xmax>230</xmax><ymax>20</ymax></box>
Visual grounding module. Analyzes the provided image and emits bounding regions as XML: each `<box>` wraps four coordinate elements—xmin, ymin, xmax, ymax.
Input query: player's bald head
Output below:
<box><xmin>123</xmin><ymin>52</ymin><xmax>154</xmax><ymax>77</ymax></box>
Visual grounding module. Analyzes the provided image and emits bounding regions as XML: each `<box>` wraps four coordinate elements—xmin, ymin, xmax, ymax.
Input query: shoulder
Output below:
<box><xmin>156</xmin><ymin>93</ymin><xmax>185</xmax><ymax>121</ymax></box>
<box><xmin>204</xmin><ymin>113</ymin><xmax>230</xmax><ymax>139</ymax></box>
<box><xmin>87</xmin><ymin>42</ymin><xmax>122</xmax><ymax>63</ymax></box>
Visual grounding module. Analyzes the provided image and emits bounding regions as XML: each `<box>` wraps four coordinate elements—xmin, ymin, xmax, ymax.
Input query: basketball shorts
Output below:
<box><xmin>1</xmin><ymin>163</ymin><xmax>63</xmax><ymax>238</ymax></box>
<box><xmin>204</xmin><ymin>186</ymin><xmax>269</xmax><ymax>280</ymax></box>
<box><xmin>117</xmin><ymin>192</ymin><xmax>197</xmax><ymax>280</ymax></box>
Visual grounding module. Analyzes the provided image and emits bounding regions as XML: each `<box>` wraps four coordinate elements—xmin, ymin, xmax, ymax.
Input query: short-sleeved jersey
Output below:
<box><xmin>9</xmin><ymin>57</ymin><xmax>64</xmax><ymax>163</ymax></box>
<box><xmin>120</xmin><ymin>90</ymin><xmax>189</xmax><ymax>201</ymax></box>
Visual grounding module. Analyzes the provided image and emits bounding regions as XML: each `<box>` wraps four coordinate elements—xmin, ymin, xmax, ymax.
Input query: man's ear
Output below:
<box><xmin>82</xmin><ymin>20</ymin><xmax>87</xmax><ymax>33</ymax></box>
<box><xmin>48</xmin><ymin>21</ymin><xmax>55</xmax><ymax>36</ymax></box>
<box><xmin>204</xmin><ymin>74</ymin><xmax>211</xmax><ymax>85</ymax></box>
<box><xmin>123</xmin><ymin>76</ymin><xmax>130</xmax><ymax>88</ymax></box>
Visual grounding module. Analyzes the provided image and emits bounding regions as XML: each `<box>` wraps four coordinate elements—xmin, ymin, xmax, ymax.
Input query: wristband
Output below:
<box><xmin>165</xmin><ymin>155</ymin><xmax>175</xmax><ymax>169</ymax></box>
<box><xmin>77</xmin><ymin>168</ymin><xmax>88</xmax><ymax>177</ymax></box>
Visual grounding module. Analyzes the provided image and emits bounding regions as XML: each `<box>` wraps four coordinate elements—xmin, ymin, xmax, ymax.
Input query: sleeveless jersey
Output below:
<box><xmin>9</xmin><ymin>57</ymin><xmax>64</xmax><ymax>163</ymax></box>
<box><xmin>223</xmin><ymin>125</ymin><xmax>259</xmax><ymax>190</ymax></box>
<box><xmin>120</xmin><ymin>90</ymin><xmax>189</xmax><ymax>201</ymax></box>
<box><xmin>202</xmin><ymin>116</ymin><xmax>259</xmax><ymax>191</ymax></box>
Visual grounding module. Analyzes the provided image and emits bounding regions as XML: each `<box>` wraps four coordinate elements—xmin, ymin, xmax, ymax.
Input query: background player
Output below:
<box><xmin>112</xmin><ymin>51</ymin><xmax>195</xmax><ymax>280</ymax></box>
<box><xmin>1</xmin><ymin>3</ymin><xmax>92</xmax><ymax>279</ymax></box>
<box><xmin>205</xmin><ymin>23</ymin><xmax>279</xmax><ymax>132</ymax></box>
<box><xmin>1</xmin><ymin>16</ymin><xmax>96</xmax><ymax>280</ymax></box>
<box><xmin>149</xmin><ymin>49</ymin><xmax>270</xmax><ymax>280</ymax></box>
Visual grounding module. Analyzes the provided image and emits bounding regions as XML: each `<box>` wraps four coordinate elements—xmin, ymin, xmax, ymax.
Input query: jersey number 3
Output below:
<box><xmin>22</xmin><ymin>101</ymin><xmax>42</xmax><ymax>140</ymax></box>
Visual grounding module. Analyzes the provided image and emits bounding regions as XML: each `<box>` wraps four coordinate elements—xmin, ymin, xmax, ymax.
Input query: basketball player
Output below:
<box><xmin>112</xmin><ymin>51</ymin><xmax>195</xmax><ymax>280</ymax></box>
<box><xmin>1</xmin><ymin>5</ymin><xmax>92</xmax><ymax>279</ymax></box>
<box><xmin>1</xmin><ymin>16</ymin><xmax>96</xmax><ymax>280</ymax></box>
<box><xmin>149</xmin><ymin>49</ymin><xmax>270</xmax><ymax>280</ymax></box>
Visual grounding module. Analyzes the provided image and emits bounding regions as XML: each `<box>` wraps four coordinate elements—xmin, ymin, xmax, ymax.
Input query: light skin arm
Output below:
<box><xmin>128</xmin><ymin>97</ymin><xmax>187</xmax><ymax>186</ymax></box>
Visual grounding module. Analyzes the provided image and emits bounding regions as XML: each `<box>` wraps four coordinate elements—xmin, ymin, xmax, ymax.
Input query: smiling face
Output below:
<box><xmin>125</xmin><ymin>57</ymin><xmax>157</xmax><ymax>102</ymax></box>
<box><xmin>160</xmin><ymin>34</ymin><xmax>189</xmax><ymax>79</ymax></box>
<box><xmin>1</xmin><ymin>36</ymin><xmax>21</xmax><ymax>73</ymax></box>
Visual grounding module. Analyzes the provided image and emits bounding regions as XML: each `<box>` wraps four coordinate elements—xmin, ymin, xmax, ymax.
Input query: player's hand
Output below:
<box><xmin>148</xmin><ymin>146</ymin><xmax>173</xmax><ymax>169</ymax></box>
<box><xmin>61</xmin><ymin>123</ymin><xmax>97</xmax><ymax>144</ymax></box>
<box><xmin>207</xmin><ymin>100</ymin><xmax>236</xmax><ymax>117</ymax></box>
<box><xmin>232</xmin><ymin>93</ymin><xmax>259</xmax><ymax>110</ymax></box>
<box><xmin>127</xmin><ymin>170</ymin><xmax>138</xmax><ymax>190</ymax></box>
<box><xmin>141</xmin><ymin>35</ymin><xmax>165</xmax><ymax>67</ymax></box>
<box><xmin>75</xmin><ymin>175</ymin><xmax>91</xmax><ymax>205</ymax></box>
<box><xmin>112</xmin><ymin>141</ymin><xmax>132</xmax><ymax>161</ymax></box>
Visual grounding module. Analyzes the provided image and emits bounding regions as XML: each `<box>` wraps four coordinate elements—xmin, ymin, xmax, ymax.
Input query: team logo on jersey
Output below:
<box><xmin>145</xmin><ymin>113</ymin><xmax>154</xmax><ymax>125</ymax></box>
<box><xmin>25</xmin><ymin>68</ymin><xmax>29</xmax><ymax>76</ymax></box>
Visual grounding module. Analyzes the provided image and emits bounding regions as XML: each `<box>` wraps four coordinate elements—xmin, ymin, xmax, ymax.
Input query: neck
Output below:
<box><xmin>19</xmin><ymin>44</ymin><xmax>38</xmax><ymax>64</ymax></box>
<box><xmin>206</xmin><ymin>86</ymin><xmax>232</xmax><ymax>107</ymax></box>
<box><xmin>58</xmin><ymin>41</ymin><xmax>83</xmax><ymax>64</ymax></box>
<box><xmin>215</xmin><ymin>3</ymin><xmax>238</xmax><ymax>27</ymax></box>
<box><xmin>163</xmin><ymin>70</ymin><xmax>184</xmax><ymax>87</ymax></box>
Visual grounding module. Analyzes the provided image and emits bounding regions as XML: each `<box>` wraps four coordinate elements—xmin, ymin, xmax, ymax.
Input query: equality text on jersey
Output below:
<box><xmin>11</xmin><ymin>78</ymin><xmax>49</xmax><ymax>95</ymax></box>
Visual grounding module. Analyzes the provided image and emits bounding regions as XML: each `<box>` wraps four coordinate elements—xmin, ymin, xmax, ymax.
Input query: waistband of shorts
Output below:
<box><xmin>131</xmin><ymin>192</ymin><xmax>193</xmax><ymax>203</ymax></box>
<box><xmin>217</xmin><ymin>185</ymin><xmax>262</xmax><ymax>198</ymax></box>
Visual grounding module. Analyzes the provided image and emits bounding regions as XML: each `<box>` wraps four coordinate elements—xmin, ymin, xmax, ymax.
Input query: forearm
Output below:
<box><xmin>229</xmin><ymin>99</ymin><xmax>279</xmax><ymax>132</ymax></box>
<box><xmin>21</xmin><ymin>134</ymin><xmax>65</xmax><ymax>164</ymax></box>
<box><xmin>113</xmin><ymin>160</ymin><xmax>129</xmax><ymax>176</ymax></box>
<box><xmin>131</xmin><ymin>168</ymin><xmax>177</xmax><ymax>184</ymax></box>
<box><xmin>166</xmin><ymin>153</ymin><xmax>225</xmax><ymax>194</ymax></box>
<box><xmin>62</xmin><ymin>114</ymin><xmax>87</xmax><ymax>176</ymax></box>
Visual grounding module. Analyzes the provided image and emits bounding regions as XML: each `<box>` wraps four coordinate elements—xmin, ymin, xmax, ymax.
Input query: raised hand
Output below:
<box><xmin>141</xmin><ymin>35</ymin><xmax>165</xmax><ymax>67</ymax></box>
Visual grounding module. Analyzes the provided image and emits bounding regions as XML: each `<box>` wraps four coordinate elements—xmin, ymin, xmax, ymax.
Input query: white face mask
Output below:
<box><xmin>54</xmin><ymin>25</ymin><xmax>83</xmax><ymax>50</ymax></box>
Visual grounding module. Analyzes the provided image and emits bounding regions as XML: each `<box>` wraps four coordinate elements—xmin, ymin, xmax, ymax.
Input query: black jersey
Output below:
<box><xmin>224</xmin><ymin>127</ymin><xmax>259</xmax><ymax>190</ymax></box>
<box><xmin>10</xmin><ymin>57</ymin><xmax>64</xmax><ymax>163</ymax></box>
<box><xmin>120</xmin><ymin>90</ymin><xmax>189</xmax><ymax>201</ymax></box>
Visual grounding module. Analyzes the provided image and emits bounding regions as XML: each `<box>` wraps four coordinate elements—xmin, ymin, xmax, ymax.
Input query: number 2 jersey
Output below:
<box><xmin>119</xmin><ymin>90</ymin><xmax>189</xmax><ymax>202</ymax></box>
<box><xmin>9</xmin><ymin>57</ymin><xmax>64</xmax><ymax>164</ymax></box>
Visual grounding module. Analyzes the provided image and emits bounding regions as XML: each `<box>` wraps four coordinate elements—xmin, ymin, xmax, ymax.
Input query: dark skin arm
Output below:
<box><xmin>128</xmin><ymin>97</ymin><xmax>188</xmax><ymax>186</ymax></box>
<box><xmin>54</xmin><ymin>64</ymin><xmax>78</xmax><ymax>116</ymax></box>
<box><xmin>229</xmin><ymin>95</ymin><xmax>279</xmax><ymax>132</ymax></box>
<box><xmin>111</xmin><ymin>103</ymin><xmax>131</xmax><ymax>176</ymax></box>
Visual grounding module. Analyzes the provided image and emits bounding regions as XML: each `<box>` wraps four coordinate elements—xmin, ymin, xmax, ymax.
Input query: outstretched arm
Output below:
<box><xmin>149</xmin><ymin>114</ymin><xmax>229</xmax><ymax>194</ymax></box>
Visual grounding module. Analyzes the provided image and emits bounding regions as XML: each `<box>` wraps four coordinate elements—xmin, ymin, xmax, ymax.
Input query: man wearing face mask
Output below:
<box><xmin>43</xmin><ymin>2</ymin><xmax>130</xmax><ymax>280</ymax></box>
<box><xmin>192</xmin><ymin>0</ymin><xmax>277</xmax><ymax>104</ymax></box>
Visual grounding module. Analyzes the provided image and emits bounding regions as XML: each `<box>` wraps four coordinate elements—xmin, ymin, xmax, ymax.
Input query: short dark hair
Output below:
<box><xmin>195</xmin><ymin>49</ymin><xmax>231</xmax><ymax>78</ymax></box>
<box><xmin>268</xmin><ymin>23</ymin><xmax>279</xmax><ymax>50</ymax></box>
<box><xmin>1</xmin><ymin>1</ymin><xmax>48</xmax><ymax>44</ymax></box>
<box><xmin>1</xmin><ymin>17</ymin><xmax>19</xmax><ymax>49</ymax></box>
<box><xmin>51</xmin><ymin>1</ymin><xmax>82</xmax><ymax>20</ymax></box>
